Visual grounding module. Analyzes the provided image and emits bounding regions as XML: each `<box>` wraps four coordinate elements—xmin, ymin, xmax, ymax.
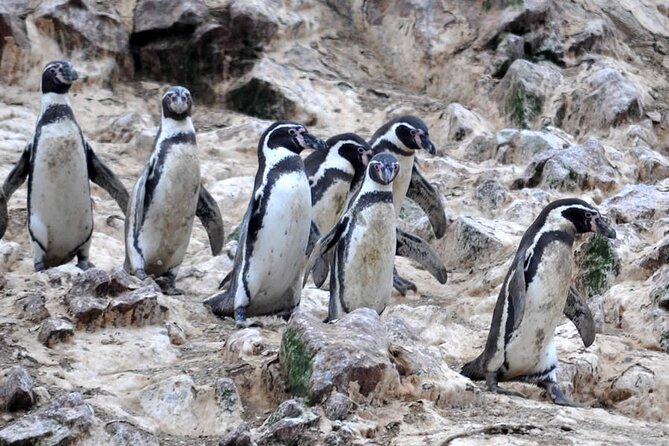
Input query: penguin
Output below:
<box><xmin>124</xmin><ymin>86</ymin><xmax>224</xmax><ymax>294</ymax></box>
<box><xmin>369</xmin><ymin>115</ymin><xmax>447</xmax><ymax>294</ymax></box>
<box><xmin>304</xmin><ymin>153</ymin><xmax>400</xmax><ymax>321</ymax></box>
<box><xmin>460</xmin><ymin>198</ymin><xmax>616</xmax><ymax>406</ymax></box>
<box><xmin>1</xmin><ymin>60</ymin><xmax>129</xmax><ymax>271</ymax></box>
<box><xmin>0</xmin><ymin>189</ymin><xmax>7</xmax><ymax>240</ymax></box>
<box><xmin>204</xmin><ymin>121</ymin><xmax>326</xmax><ymax>327</ymax></box>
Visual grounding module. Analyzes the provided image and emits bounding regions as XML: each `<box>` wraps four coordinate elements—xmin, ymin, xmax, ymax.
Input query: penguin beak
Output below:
<box><xmin>380</xmin><ymin>163</ymin><xmax>398</xmax><ymax>185</ymax></box>
<box><xmin>419</xmin><ymin>134</ymin><xmax>436</xmax><ymax>155</ymax></box>
<box><xmin>301</xmin><ymin>132</ymin><xmax>327</xmax><ymax>151</ymax></box>
<box><xmin>62</xmin><ymin>65</ymin><xmax>78</xmax><ymax>83</ymax></box>
<box><xmin>595</xmin><ymin>217</ymin><xmax>616</xmax><ymax>239</ymax></box>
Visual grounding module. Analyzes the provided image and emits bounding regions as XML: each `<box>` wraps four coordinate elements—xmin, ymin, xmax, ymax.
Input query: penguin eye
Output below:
<box><xmin>409</xmin><ymin>129</ymin><xmax>416</xmax><ymax>136</ymax></box>
<box><xmin>585</xmin><ymin>212</ymin><xmax>593</xmax><ymax>219</ymax></box>
<box><xmin>358</xmin><ymin>147</ymin><xmax>365</xmax><ymax>154</ymax></box>
<box><xmin>49</xmin><ymin>68</ymin><xmax>56</xmax><ymax>74</ymax></box>
<box><xmin>289</xmin><ymin>128</ymin><xmax>297</xmax><ymax>136</ymax></box>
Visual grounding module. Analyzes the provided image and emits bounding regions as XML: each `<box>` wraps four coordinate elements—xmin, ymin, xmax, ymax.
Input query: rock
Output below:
<box><xmin>495</xmin><ymin>59</ymin><xmax>562</xmax><ymax>128</ymax></box>
<box><xmin>465</xmin><ymin>134</ymin><xmax>497</xmax><ymax>161</ymax></box>
<box><xmin>165</xmin><ymin>321</ymin><xmax>187</xmax><ymax>345</ymax></box>
<box><xmin>640</xmin><ymin>237</ymin><xmax>669</xmax><ymax>272</ymax></box>
<box><xmin>523</xmin><ymin>27</ymin><xmax>564</xmax><ymax>65</ymax></box>
<box><xmin>0</xmin><ymin>366</ymin><xmax>34</xmax><ymax>412</ymax></box>
<box><xmin>567</xmin><ymin>19</ymin><xmax>611</xmax><ymax>56</ymax></box>
<box><xmin>219</xmin><ymin>423</ymin><xmax>253</xmax><ymax>446</ymax></box>
<box><xmin>138</xmin><ymin>374</ymin><xmax>197</xmax><ymax>426</ymax></box>
<box><xmin>650</xmin><ymin>267</ymin><xmax>669</xmax><ymax>311</ymax></box>
<box><xmin>38</xmin><ymin>318</ymin><xmax>74</xmax><ymax>347</ymax></box>
<box><xmin>105</xmin><ymin>287</ymin><xmax>168</xmax><ymax>327</ymax></box>
<box><xmin>442</xmin><ymin>103</ymin><xmax>492</xmax><ymax>142</ymax></box>
<box><xmin>491</xmin><ymin>33</ymin><xmax>525</xmax><ymax>78</ymax></box>
<box><xmin>0</xmin><ymin>241</ymin><xmax>20</xmax><ymax>272</ymax></box>
<box><xmin>280</xmin><ymin>309</ymin><xmax>399</xmax><ymax>404</ymax></box>
<box><xmin>68</xmin><ymin>295</ymin><xmax>108</xmax><ymax>329</ymax></box>
<box><xmin>574</xmin><ymin>234</ymin><xmax>620</xmax><ymax>298</ymax></box>
<box><xmin>495</xmin><ymin>128</ymin><xmax>568</xmax><ymax>165</ymax></box>
<box><xmin>324</xmin><ymin>392</ymin><xmax>352</xmax><ymax>421</ymax></box>
<box><xmin>256</xmin><ymin>399</ymin><xmax>319</xmax><ymax>446</ymax></box>
<box><xmin>602</xmin><ymin>184</ymin><xmax>669</xmax><ymax>224</ymax></box>
<box><xmin>0</xmin><ymin>392</ymin><xmax>94</xmax><ymax>445</ymax></box>
<box><xmin>19</xmin><ymin>294</ymin><xmax>49</xmax><ymax>323</ymax></box>
<box><xmin>475</xmin><ymin>179</ymin><xmax>508</xmax><ymax>214</ymax></box>
<box><xmin>564</xmin><ymin>67</ymin><xmax>643</xmax><ymax>134</ymax></box>
<box><xmin>133</xmin><ymin>0</ymin><xmax>209</xmax><ymax>35</ymax></box>
<box><xmin>215</xmin><ymin>378</ymin><xmax>242</xmax><ymax>412</ymax></box>
<box><xmin>104</xmin><ymin>421</ymin><xmax>160</xmax><ymax>446</ymax></box>
<box><xmin>514</xmin><ymin>138</ymin><xmax>617</xmax><ymax>192</ymax></box>
<box><xmin>133</xmin><ymin>127</ymin><xmax>159</xmax><ymax>153</ymax></box>
<box><xmin>609</xmin><ymin>364</ymin><xmax>655</xmax><ymax>403</ymax></box>
<box><xmin>97</xmin><ymin>112</ymin><xmax>151</xmax><ymax>144</ymax></box>
<box><xmin>69</xmin><ymin>267</ymin><xmax>139</xmax><ymax>298</ymax></box>
<box><xmin>436</xmin><ymin>216</ymin><xmax>507</xmax><ymax>270</ymax></box>
<box><xmin>481</xmin><ymin>0</ymin><xmax>550</xmax><ymax>46</ymax></box>
<box><xmin>628</xmin><ymin>146</ymin><xmax>669</xmax><ymax>184</ymax></box>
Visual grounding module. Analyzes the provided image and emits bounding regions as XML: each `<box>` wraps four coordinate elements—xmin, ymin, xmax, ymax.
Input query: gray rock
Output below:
<box><xmin>0</xmin><ymin>392</ymin><xmax>94</xmax><ymax>445</ymax></box>
<box><xmin>523</xmin><ymin>27</ymin><xmax>564</xmax><ymax>64</ymax></box>
<box><xmin>609</xmin><ymin>364</ymin><xmax>655</xmax><ymax>402</ymax></box>
<box><xmin>495</xmin><ymin>129</ymin><xmax>567</xmax><ymax>165</ymax></box>
<box><xmin>0</xmin><ymin>366</ymin><xmax>34</xmax><ymax>412</ymax></box>
<box><xmin>219</xmin><ymin>423</ymin><xmax>253</xmax><ymax>446</ymax></box>
<box><xmin>105</xmin><ymin>287</ymin><xmax>168</xmax><ymax>328</ymax></box>
<box><xmin>436</xmin><ymin>216</ymin><xmax>506</xmax><ymax>270</ymax></box>
<box><xmin>567</xmin><ymin>19</ymin><xmax>611</xmax><ymax>56</ymax></box>
<box><xmin>257</xmin><ymin>399</ymin><xmax>319</xmax><ymax>446</ymax></box>
<box><xmin>97</xmin><ymin>112</ymin><xmax>151</xmax><ymax>144</ymax></box>
<box><xmin>215</xmin><ymin>378</ymin><xmax>242</xmax><ymax>412</ymax></box>
<box><xmin>628</xmin><ymin>146</ymin><xmax>669</xmax><ymax>184</ymax></box>
<box><xmin>68</xmin><ymin>295</ymin><xmax>108</xmax><ymax>329</ymax></box>
<box><xmin>69</xmin><ymin>267</ymin><xmax>139</xmax><ymax>298</ymax></box>
<box><xmin>138</xmin><ymin>375</ymin><xmax>197</xmax><ymax>426</ymax></box>
<box><xmin>280</xmin><ymin>309</ymin><xmax>399</xmax><ymax>404</ymax></box>
<box><xmin>324</xmin><ymin>392</ymin><xmax>352</xmax><ymax>421</ymax></box>
<box><xmin>602</xmin><ymin>184</ymin><xmax>669</xmax><ymax>224</ymax></box>
<box><xmin>491</xmin><ymin>33</ymin><xmax>525</xmax><ymax>78</ymax></box>
<box><xmin>650</xmin><ymin>267</ymin><xmax>669</xmax><ymax>311</ymax></box>
<box><xmin>105</xmin><ymin>421</ymin><xmax>160</xmax><ymax>446</ymax></box>
<box><xmin>465</xmin><ymin>134</ymin><xmax>497</xmax><ymax>162</ymax></box>
<box><xmin>0</xmin><ymin>241</ymin><xmax>21</xmax><ymax>273</ymax></box>
<box><xmin>514</xmin><ymin>138</ymin><xmax>617</xmax><ymax>192</ymax></box>
<box><xmin>443</xmin><ymin>103</ymin><xmax>492</xmax><ymax>142</ymax></box>
<box><xmin>38</xmin><ymin>318</ymin><xmax>74</xmax><ymax>347</ymax></box>
<box><xmin>133</xmin><ymin>0</ymin><xmax>209</xmax><ymax>34</ymax></box>
<box><xmin>165</xmin><ymin>321</ymin><xmax>187</xmax><ymax>345</ymax></box>
<box><xmin>574</xmin><ymin>234</ymin><xmax>620</xmax><ymax>298</ymax></box>
<box><xmin>641</xmin><ymin>237</ymin><xmax>669</xmax><ymax>273</ymax></box>
<box><xmin>19</xmin><ymin>294</ymin><xmax>49</xmax><ymax>323</ymax></box>
<box><xmin>481</xmin><ymin>0</ymin><xmax>550</xmax><ymax>47</ymax></box>
<box><xmin>495</xmin><ymin>59</ymin><xmax>562</xmax><ymax>128</ymax></box>
<box><xmin>475</xmin><ymin>179</ymin><xmax>508</xmax><ymax>213</ymax></box>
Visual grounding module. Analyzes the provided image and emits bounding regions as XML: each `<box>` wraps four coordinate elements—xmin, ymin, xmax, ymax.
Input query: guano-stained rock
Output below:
<box><xmin>0</xmin><ymin>366</ymin><xmax>34</xmax><ymax>412</ymax></box>
<box><xmin>104</xmin><ymin>421</ymin><xmax>160</xmax><ymax>446</ymax></box>
<box><xmin>38</xmin><ymin>318</ymin><xmax>75</xmax><ymax>347</ymax></box>
<box><xmin>256</xmin><ymin>399</ymin><xmax>319</xmax><ymax>446</ymax></box>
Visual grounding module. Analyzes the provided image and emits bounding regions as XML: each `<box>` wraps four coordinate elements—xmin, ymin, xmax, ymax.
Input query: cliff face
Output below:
<box><xmin>1</xmin><ymin>1</ymin><xmax>669</xmax><ymax>444</ymax></box>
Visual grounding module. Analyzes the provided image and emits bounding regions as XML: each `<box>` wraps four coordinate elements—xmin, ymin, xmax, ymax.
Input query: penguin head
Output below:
<box><xmin>162</xmin><ymin>86</ymin><xmax>193</xmax><ymax>120</ymax></box>
<box><xmin>41</xmin><ymin>61</ymin><xmax>78</xmax><ymax>94</ymax></box>
<box><xmin>552</xmin><ymin>199</ymin><xmax>617</xmax><ymax>239</ymax></box>
<box><xmin>326</xmin><ymin>133</ymin><xmax>373</xmax><ymax>171</ymax></box>
<box><xmin>393</xmin><ymin>115</ymin><xmax>436</xmax><ymax>154</ymax></box>
<box><xmin>262</xmin><ymin>121</ymin><xmax>326</xmax><ymax>154</ymax></box>
<box><xmin>368</xmin><ymin>153</ymin><xmax>400</xmax><ymax>185</ymax></box>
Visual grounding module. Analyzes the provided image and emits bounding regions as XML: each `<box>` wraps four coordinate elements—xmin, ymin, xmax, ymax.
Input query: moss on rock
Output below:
<box><xmin>281</xmin><ymin>326</ymin><xmax>313</xmax><ymax>400</ymax></box>
<box><xmin>576</xmin><ymin>233</ymin><xmax>620</xmax><ymax>297</ymax></box>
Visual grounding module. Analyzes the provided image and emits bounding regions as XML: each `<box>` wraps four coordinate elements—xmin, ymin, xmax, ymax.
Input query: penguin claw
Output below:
<box><xmin>540</xmin><ymin>381</ymin><xmax>584</xmax><ymax>407</ymax></box>
<box><xmin>393</xmin><ymin>273</ymin><xmax>417</xmax><ymax>296</ymax></box>
<box><xmin>235</xmin><ymin>319</ymin><xmax>264</xmax><ymax>329</ymax></box>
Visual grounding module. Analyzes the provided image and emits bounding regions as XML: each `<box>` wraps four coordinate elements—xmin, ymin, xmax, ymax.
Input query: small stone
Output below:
<box><xmin>165</xmin><ymin>321</ymin><xmax>187</xmax><ymax>345</ymax></box>
<box><xmin>609</xmin><ymin>364</ymin><xmax>655</xmax><ymax>402</ymax></box>
<box><xmin>68</xmin><ymin>295</ymin><xmax>107</xmax><ymax>329</ymax></box>
<box><xmin>19</xmin><ymin>294</ymin><xmax>49</xmax><ymax>323</ymax></box>
<box><xmin>324</xmin><ymin>392</ymin><xmax>352</xmax><ymax>421</ymax></box>
<box><xmin>475</xmin><ymin>179</ymin><xmax>508</xmax><ymax>213</ymax></box>
<box><xmin>38</xmin><ymin>318</ymin><xmax>75</xmax><ymax>347</ymax></box>
<box><xmin>219</xmin><ymin>423</ymin><xmax>253</xmax><ymax>446</ymax></box>
<box><xmin>647</xmin><ymin>111</ymin><xmax>662</xmax><ymax>123</ymax></box>
<box><xmin>105</xmin><ymin>287</ymin><xmax>168</xmax><ymax>327</ymax></box>
<box><xmin>257</xmin><ymin>399</ymin><xmax>319</xmax><ymax>446</ymax></box>
<box><xmin>0</xmin><ymin>366</ymin><xmax>35</xmax><ymax>412</ymax></box>
<box><xmin>105</xmin><ymin>421</ymin><xmax>160</xmax><ymax>446</ymax></box>
<box><xmin>215</xmin><ymin>378</ymin><xmax>242</xmax><ymax>412</ymax></box>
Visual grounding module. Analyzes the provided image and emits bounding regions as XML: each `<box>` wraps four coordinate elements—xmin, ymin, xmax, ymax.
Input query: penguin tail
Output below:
<box><xmin>203</xmin><ymin>291</ymin><xmax>234</xmax><ymax>317</ymax></box>
<box><xmin>460</xmin><ymin>354</ymin><xmax>486</xmax><ymax>381</ymax></box>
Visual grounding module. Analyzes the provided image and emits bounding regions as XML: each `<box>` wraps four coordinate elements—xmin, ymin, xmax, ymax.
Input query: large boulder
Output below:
<box><xmin>495</xmin><ymin>128</ymin><xmax>569</xmax><ymax>165</ymax></box>
<box><xmin>601</xmin><ymin>183</ymin><xmax>669</xmax><ymax>224</ymax></box>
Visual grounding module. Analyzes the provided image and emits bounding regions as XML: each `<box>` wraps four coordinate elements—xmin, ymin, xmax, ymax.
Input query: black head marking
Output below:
<box><xmin>261</xmin><ymin>121</ymin><xmax>326</xmax><ymax>155</ymax></box>
<box><xmin>558</xmin><ymin>199</ymin><xmax>617</xmax><ymax>238</ymax></box>
<box><xmin>41</xmin><ymin>60</ymin><xmax>78</xmax><ymax>94</ymax></box>
<box><xmin>162</xmin><ymin>86</ymin><xmax>193</xmax><ymax>120</ymax></box>
<box><xmin>371</xmin><ymin>115</ymin><xmax>436</xmax><ymax>155</ymax></box>
<box><xmin>327</xmin><ymin>133</ymin><xmax>374</xmax><ymax>171</ymax></box>
<box><xmin>368</xmin><ymin>153</ymin><xmax>400</xmax><ymax>185</ymax></box>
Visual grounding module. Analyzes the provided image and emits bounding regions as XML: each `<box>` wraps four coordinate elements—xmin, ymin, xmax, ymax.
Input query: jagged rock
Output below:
<box><xmin>0</xmin><ymin>241</ymin><xmax>20</xmax><ymax>272</ymax></box>
<box><xmin>215</xmin><ymin>378</ymin><xmax>242</xmax><ymax>412</ymax></box>
<box><xmin>565</xmin><ymin>67</ymin><xmax>643</xmax><ymax>133</ymax></box>
<box><xmin>523</xmin><ymin>27</ymin><xmax>564</xmax><ymax>65</ymax></box>
<box><xmin>514</xmin><ymin>138</ymin><xmax>617</xmax><ymax>192</ymax></box>
<box><xmin>280</xmin><ymin>309</ymin><xmax>399</xmax><ymax>404</ymax></box>
<box><xmin>640</xmin><ymin>238</ymin><xmax>669</xmax><ymax>272</ymax></box>
<box><xmin>19</xmin><ymin>294</ymin><xmax>49</xmax><ymax>323</ymax></box>
<box><xmin>491</xmin><ymin>33</ymin><xmax>525</xmax><ymax>78</ymax></box>
<box><xmin>133</xmin><ymin>0</ymin><xmax>209</xmax><ymax>35</ymax></box>
<box><xmin>602</xmin><ymin>184</ymin><xmax>669</xmax><ymax>224</ymax></box>
<box><xmin>465</xmin><ymin>134</ymin><xmax>497</xmax><ymax>161</ymax></box>
<box><xmin>219</xmin><ymin>423</ymin><xmax>253</xmax><ymax>446</ymax></box>
<box><xmin>495</xmin><ymin>59</ymin><xmax>562</xmax><ymax>128</ymax></box>
<box><xmin>256</xmin><ymin>399</ymin><xmax>319</xmax><ymax>446</ymax></box>
<box><xmin>104</xmin><ymin>421</ymin><xmax>160</xmax><ymax>446</ymax></box>
<box><xmin>628</xmin><ymin>146</ymin><xmax>669</xmax><ymax>184</ymax></box>
<box><xmin>324</xmin><ymin>392</ymin><xmax>352</xmax><ymax>421</ymax></box>
<box><xmin>0</xmin><ymin>366</ymin><xmax>34</xmax><ymax>412</ymax></box>
<box><xmin>435</xmin><ymin>216</ymin><xmax>507</xmax><ymax>270</ymax></box>
<box><xmin>165</xmin><ymin>321</ymin><xmax>187</xmax><ymax>345</ymax></box>
<box><xmin>481</xmin><ymin>0</ymin><xmax>550</xmax><ymax>45</ymax></box>
<box><xmin>574</xmin><ymin>234</ymin><xmax>620</xmax><ymax>298</ymax></box>
<box><xmin>68</xmin><ymin>295</ymin><xmax>108</xmax><ymax>329</ymax></box>
<box><xmin>38</xmin><ymin>318</ymin><xmax>74</xmax><ymax>347</ymax></box>
<box><xmin>105</xmin><ymin>287</ymin><xmax>168</xmax><ymax>327</ymax></box>
<box><xmin>0</xmin><ymin>1</ymin><xmax>30</xmax><ymax>79</ymax></box>
<box><xmin>567</xmin><ymin>19</ymin><xmax>611</xmax><ymax>56</ymax></box>
<box><xmin>495</xmin><ymin>129</ymin><xmax>568</xmax><ymax>165</ymax></box>
<box><xmin>442</xmin><ymin>103</ymin><xmax>492</xmax><ymax>142</ymax></box>
<box><xmin>475</xmin><ymin>179</ymin><xmax>508</xmax><ymax>213</ymax></box>
<box><xmin>97</xmin><ymin>112</ymin><xmax>151</xmax><ymax>144</ymax></box>
<box><xmin>650</xmin><ymin>267</ymin><xmax>669</xmax><ymax>311</ymax></box>
<box><xmin>69</xmin><ymin>267</ymin><xmax>139</xmax><ymax>298</ymax></box>
<box><xmin>609</xmin><ymin>364</ymin><xmax>655</xmax><ymax>403</ymax></box>
<box><xmin>138</xmin><ymin>375</ymin><xmax>197</xmax><ymax>426</ymax></box>
<box><xmin>0</xmin><ymin>392</ymin><xmax>94</xmax><ymax>445</ymax></box>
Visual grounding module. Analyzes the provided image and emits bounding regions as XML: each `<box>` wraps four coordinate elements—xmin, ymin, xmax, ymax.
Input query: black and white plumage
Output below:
<box><xmin>304</xmin><ymin>153</ymin><xmax>400</xmax><ymax>322</ymax></box>
<box><xmin>204</xmin><ymin>121</ymin><xmax>326</xmax><ymax>327</ymax></box>
<box><xmin>124</xmin><ymin>86</ymin><xmax>224</xmax><ymax>294</ymax></box>
<box><xmin>1</xmin><ymin>60</ymin><xmax>129</xmax><ymax>271</ymax></box>
<box><xmin>460</xmin><ymin>198</ymin><xmax>616</xmax><ymax>406</ymax></box>
<box><xmin>370</xmin><ymin>115</ymin><xmax>447</xmax><ymax>294</ymax></box>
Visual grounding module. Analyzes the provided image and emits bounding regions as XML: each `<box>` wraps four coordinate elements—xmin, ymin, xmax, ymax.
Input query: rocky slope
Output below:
<box><xmin>1</xmin><ymin>0</ymin><xmax>668</xmax><ymax>444</ymax></box>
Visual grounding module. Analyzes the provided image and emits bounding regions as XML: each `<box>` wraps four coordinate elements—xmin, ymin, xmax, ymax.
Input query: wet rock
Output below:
<box><xmin>215</xmin><ymin>378</ymin><xmax>242</xmax><ymax>412</ymax></box>
<box><xmin>565</xmin><ymin>67</ymin><xmax>643</xmax><ymax>133</ymax></box>
<box><xmin>609</xmin><ymin>364</ymin><xmax>655</xmax><ymax>403</ymax></box>
<box><xmin>256</xmin><ymin>399</ymin><xmax>319</xmax><ymax>446</ymax></box>
<box><xmin>105</xmin><ymin>421</ymin><xmax>160</xmax><ymax>446</ymax></box>
<box><xmin>436</xmin><ymin>216</ymin><xmax>507</xmax><ymax>270</ymax></box>
<box><xmin>514</xmin><ymin>138</ymin><xmax>617</xmax><ymax>192</ymax></box>
<box><xmin>0</xmin><ymin>392</ymin><xmax>94</xmax><ymax>445</ymax></box>
<box><xmin>105</xmin><ymin>287</ymin><xmax>168</xmax><ymax>327</ymax></box>
<box><xmin>280</xmin><ymin>309</ymin><xmax>399</xmax><ymax>404</ymax></box>
<box><xmin>219</xmin><ymin>423</ymin><xmax>253</xmax><ymax>446</ymax></box>
<box><xmin>475</xmin><ymin>179</ymin><xmax>508</xmax><ymax>214</ymax></box>
<box><xmin>324</xmin><ymin>392</ymin><xmax>352</xmax><ymax>421</ymax></box>
<box><xmin>495</xmin><ymin>128</ymin><xmax>568</xmax><ymax>165</ymax></box>
<box><xmin>0</xmin><ymin>366</ymin><xmax>34</xmax><ymax>412</ymax></box>
<box><xmin>443</xmin><ymin>103</ymin><xmax>492</xmax><ymax>142</ymax></box>
<box><xmin>19</xmin><ymin>294</ymin><xmax>49</xmax><ymax>323</ymax></box>
<box><xmin>602</xmin><ymin>184</ymin><xmax>669</xmax><ymax>224</ymax></box>
<box><xmin>165</xmin><ymin>321</ymin><xmax>187</xmax><ymax>345</ymax></box>
<box><xmin>38</xmin><ymin>318</ymin><xmax>74</xmax><ymax>347</ymax></box>
<box><xmin>491</xmin><ymin>33</ymin><xmax>525</xmax><ymax>78</ymax></box>
<box><xmin>496</xmin><ymin>59</ymin><xmax>562</xmax><ymax>128</ymax></box>
<box><xmin>574</xmin><ymin>234</ymin><xmax>620</xmax><ymax>298</ymax></box>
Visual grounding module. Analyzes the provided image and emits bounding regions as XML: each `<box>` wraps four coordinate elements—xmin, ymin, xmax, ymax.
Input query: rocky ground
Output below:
<box><xmin>1</xmin><ymin>0</ymin><xmax>669</xmax><ymax>445</ymax></box>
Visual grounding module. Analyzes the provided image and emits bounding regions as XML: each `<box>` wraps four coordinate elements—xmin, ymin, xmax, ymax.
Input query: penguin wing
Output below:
<box><xmin>396</xmin><ymin>229</ymin><xmax>448</xmax><ymax>284</ymax></box>
<box><xmin>506</xmin><ymin>258</ymin><xmax>528</xmax><ymax>335</ymax></box>
<box><xmin>196</xmin><ymin>185</ymin><xmax>224</xmax><ymax>256</ymax></box>
<box><xmin>0</xmin><ymin>188</ymin><xmax>7</xmax><ymax>239</ymax></box>
<box><xmin>2</xmin><ymin>142</ymin><xmax>31</xmax><ymax>199</ymax></box>
<box><xmin>219</xmin><ymin>193</ymin><xmax>255</xmax><ymax>289</ymax></box>
<box><xmin>86</xmin><ymin>142</ymin><xmax>130</xmax><ymax>215</ymax></box>
<box><xmin>406</xmin><ymin>163</ymin><xmax>446</xmax><ymax>239</ymax></box>
<box><xmin>303</xmin><ymin>216</ymin><xmax>350</xmax><ymax>287</ymax></box>
<box><xmin>563</xmin><ymin>286</ymin><xmax>596</xmax><ymax>347</ymax></box>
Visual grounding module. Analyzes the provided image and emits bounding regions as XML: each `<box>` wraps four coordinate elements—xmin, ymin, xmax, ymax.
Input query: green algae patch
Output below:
<box><xmin>576</xmin><ymin>233</ymin><xmax>620</xmax><ymax>297</ymax></box>
<box><xmin>281</xmin><ymin>326</ymin><xmax>313</xmax><ymax>400</ymax></box>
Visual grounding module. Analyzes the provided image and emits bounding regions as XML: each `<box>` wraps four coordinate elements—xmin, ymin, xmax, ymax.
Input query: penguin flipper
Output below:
<box><xmin>506</xmin><ymin>261</ymin><xmax>528</xmax><ymax>334</ymax></box>
<box><xmin>563</xmin><ymin>286</ymin><xmax>596</xmax><ymax>348</ymax></box>
<box><xmin>86</xmin><ymin>142</ymin><xmax>130</xmax><ymax>215</ymax></box>
<box><xmin>197</xmin><ymin>185</ymin><xmax>224</xmax><ymax>256</ymax></box>
<box><xmin>303</xmin><ymin>216</ymin><xmax>349</xmax><ymax>287</ymax></box>
<box><xmin>395</xmin><ymin>229</ymin><xmax>448</xmax><ymax>284</ymax></box>
<box><xmin>2</xmin><ymin>142</ymin><xmax>31</xmax><ymax>199</ymax></box>
<box><xmin>406</xmin><ymin>163</ymin><xmax>446</xmax><ymax>239</ymax></box>
<box><xmin>0</xmin><ymin>189</ymin><xmax>8</xmax><ymax>239</ymax></box>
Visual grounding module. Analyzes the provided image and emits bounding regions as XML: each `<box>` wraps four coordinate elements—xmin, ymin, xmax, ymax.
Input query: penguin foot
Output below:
<box><xmin>234</xmin><ymin>306</ymin><xmax>263</xmax><ymax>329</ymax></box>
<box><xmin>204</xmin><ymin>292</ymin><xmax>234</xmax><ymax>317</ymax></box>
<box><xmin>76</xmin><ymin>259</ymin><xmax>93</xmax><ymax>270</ymax></box>
<box><xmin>539</xmin><ymin>381</ymin><xmax>583</xmax><ymax>407</ymax></box>
<box><xmin>486</xmin><ymin>372</ymin><xmax>525</xmax><ymax>398</ymax></box>
<box><xmin>393</xmin><ymin>272</ymin><xmax>417</xmax><ymax>296</ymax></box>
<box><xmin>34</xmin><ymin>261</ymin><xmax>46</xmax><ymax>272</ymax></box>
<box><xmin>162</xmin><ymin>286</ymin><xmax>185</xmax><ymax>296</ymax></box>
<box><xmin>134</xmin><ymin>269</ymin><xmax>148</xmax><ymax>280</ymax></box>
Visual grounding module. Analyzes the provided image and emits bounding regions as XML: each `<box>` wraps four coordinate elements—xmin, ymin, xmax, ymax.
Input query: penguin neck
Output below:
<box><xmin>161</xmin><ymin>115</ymin><xmax>195</xmax><ymax>139</ymax></box>
<box><xmin>539</xmin><ymin>209</ymin><xmax>578</xmax><ymax>242</ymax></box>
<box><xmin>360</xmin><ymin>176</ymin><xmax>393</xmax><ymax>194</ymax></box>
<box><xmin>372</xmin><ymin>124</ymin><xmax>415</xmax><ymax>157</ymax></box>
<box><xmin>261</xmin><ymin>146</ymin><xmax>300</xmax><ymax>170</ymax></box>
<box><xmin>323</xmin><ymin>149</ymin><xmax>354</xmax><ymax>176</ymax></box>
<box><xmin>40</xmin><ymin>92</ymin><xmax>71</xmax><ymax>114</ymax></box>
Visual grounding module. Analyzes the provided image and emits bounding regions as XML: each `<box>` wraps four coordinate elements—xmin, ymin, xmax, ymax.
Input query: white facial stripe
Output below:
<box><xmin>262</xmin><ymin>123</ymin><xmax>300</xmax><ymax>151</ymax></box>
<box><xmin>373</xmin><ymin>123</ymin><xmax>410</xmax><ymax>151</ymax></box>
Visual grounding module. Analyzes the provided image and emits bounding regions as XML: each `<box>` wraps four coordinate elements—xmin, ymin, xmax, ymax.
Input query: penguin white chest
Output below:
<box><xmin>505</xmin><ymin>243</ymin><xmax>573</xmax><ymax>378</ymax></box>
<box><xmin>30</xmin><ymin>120</ymin><xmax>92</xmax><ymax>256</ymax></box>
<box><xmin>313</xmin><ymin>179</ymin><xmax>349</xmax><ymax>233</ymax></box>
<box><xmin>391</xmin><ymin>153</ymin><xmax>414</xmax><ymax>216</ymax></box>
<box><xmin>247</xmin><ymin>171</ymin><xmax>311</xmax><ymax>305</ymax></box>
<box><xmin>341</xmin><ymin>202</ymin><xmax>396</xmax><ymax>313</ymax></box>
